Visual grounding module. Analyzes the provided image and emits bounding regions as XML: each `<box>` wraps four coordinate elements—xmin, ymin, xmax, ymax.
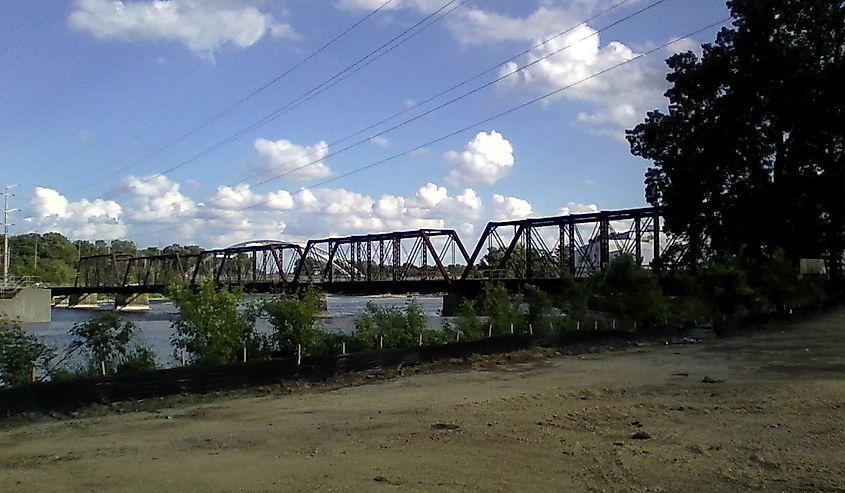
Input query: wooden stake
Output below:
<box><xmin>297</xmin><ymin>344</ymin><xmax>301</xmax><ymax>366</ymax></box>
<box><xmin>529</xmin><ymin>323</ymin><xmax>533</xmax><ymax>335</ymax></box>
<box><xmin>633</xmin><ymin>321</ymin><xmax>637</xmax><ymax>331</ymax></box>
<box><xmin>594</xmin><ymin>321</ymin><xmax>598</xmax><ymax>331</ymax></box>
<box><xmin>181</xmin><ymin>349</ymin><xmax>186</xmax><ymax>366</ymax></box>
<box><xmin>342</xmin><ymin>341</ymin><xmax>346</xmax><ymax>355</ymax></box>
<box><xmin>549</xmin><ymin>321</ymin><xmax>554</xmax><ymax>332</ymax></box>
<box><xmin>31</xmin><ymin>365</ymin><xmax>36</xmax><ymax>383</ymax></box>
<box><xmin>100</xmin><ymin>361</ymin><xmax>106</xmax><ymax>376</ymax></box>
<box><xmin>243</xmin><ymin>347</ymin><xmax>247</xmax><ymax>363</ymax></box>
<box><xmin>379</xmin><ymin>335</ymin><xmax>384</xmax><ymax>349</ymax></box>
<box><xmin>419</xmin><ymin>333</ymin><xmax>423</xmax><ymax>346</ymax></box>
<box><xmin>576</xmin><ymin>321</ymin><xmax>580</xmax><ymax>331</ymax></box>
<box><xmin>510</xmin><ymin>323</ymin><xmax>514</xmax><ymax>334</ymax></box>
<box><xmin>612</xmin><ymin>320</ymin><xmax>616</xmax><ymax>330</ymax></box>
<box><xmin>488</xmin><ymin>323</ymin><xmax>492</xmax><ymax>338</ymax></box>
<box><xmin>456</xmin><ymin>331</ymin><xmax>460</xmax><ymax>342</ymax></box>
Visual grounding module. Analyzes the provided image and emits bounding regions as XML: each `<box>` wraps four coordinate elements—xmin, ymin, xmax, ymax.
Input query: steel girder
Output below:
<box><xmin>294</xmin><ymin>229</ymin><xmax>470</xmax><ymax>284</ymax></box>
<box><xmin>460</xmin><ymin>207</ymin><xmax>668</xmax><ymax>280</ymax></box>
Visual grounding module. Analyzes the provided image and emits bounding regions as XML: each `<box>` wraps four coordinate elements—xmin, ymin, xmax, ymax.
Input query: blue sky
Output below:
<box><xmin>0</xmin><ymin>0</ymin><xmax>730</xmax><ymax>248</ymax></box>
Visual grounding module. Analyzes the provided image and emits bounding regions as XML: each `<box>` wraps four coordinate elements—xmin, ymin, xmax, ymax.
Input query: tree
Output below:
<box><xmin>263</xmin><ymin>288</ymin><xmax>325</xmax><ymax>357</ymax></box>
<box><xmin>0</xmin><ymin>317</ymin><xmax>55</xmax><ymax>387</ymax></box>
<box><xmin>69</xmin><ymin>313</ymin><xmax>142</xmax><ymax>375</ymax></box>
<box><xmin>169</xmin><ymin>282</ymin><xmax>259</xmax><ymax>366</ymax></box>
<box><xmin>627</xmin><ymin>1</ymin><xmax>845</xmax><ymax>268</ymax></box>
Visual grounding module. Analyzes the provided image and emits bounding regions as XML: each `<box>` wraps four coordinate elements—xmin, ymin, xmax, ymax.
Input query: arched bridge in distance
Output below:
<box><xmin>53</xmin><ymin>206</ymin><xmax>682</xmax><ymax>301</ymax></box>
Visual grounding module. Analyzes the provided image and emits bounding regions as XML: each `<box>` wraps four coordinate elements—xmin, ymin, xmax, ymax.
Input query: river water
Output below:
<box><xmin>23</xmin><ymin>295</ymin><xmax>446</xmax><ymax>368</ymax></box>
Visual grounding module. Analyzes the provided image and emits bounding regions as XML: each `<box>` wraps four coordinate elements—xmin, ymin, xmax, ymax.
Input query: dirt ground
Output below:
<box><xmin>1</xmin><ymin>311</ymin><xmax>844</xmax><ymax>492</ymax></box>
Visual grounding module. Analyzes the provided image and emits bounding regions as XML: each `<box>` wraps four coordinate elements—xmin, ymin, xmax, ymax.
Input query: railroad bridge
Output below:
<box><xmin>52</xmin><ymin>207</ymin><xmax>680</xmax><ymax>310</ymax></box>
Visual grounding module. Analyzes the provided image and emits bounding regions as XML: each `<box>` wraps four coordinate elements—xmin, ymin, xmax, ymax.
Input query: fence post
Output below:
<box><xmin>594</xmin><ymin>321</ymin><xmax>598</xmax><ymax>331</ymax></box>
<box><xmin>456</xmin><ymin>330</ymin><xmax>460</xmax><ymax>342</ymax></box>
<box><xmin>488</xmin><ymin>323</ymin><xmax>492</xmax><ymax>338</ymax></box>
<box><xmin>576</xmin><ymin>321</ymin><xmax>580</xmax><ymax>331</ymax></box>
<box><xmin>529</xmin><ymin>323</ymin><xmax>533</xmax><ymax>335</ymax></box>
<box><xmin>379</xmin><ymin>335</ymin><xmax>384</xmax><ymax>349</ymax></box>
<box><xmin>612</xmin><ymin>320</ymin><xmax>616</xmax><ymax>330</ymax></box>
<box><xmin>297</xmin><ymin>344</ymin><xmax>302</xmax><ymax>366</ymax></box>
<box><xmin>510</xmin><ymin>323</ymin><xmax>514</xmax><ymax>334</ymax></box>
<box><xmin>31</xmin><ymin>365</ymin><xmax>36</xmax><ymax>383</ymax></box>
<box><xmin>549</xmin><ymin>321</ymin><xmax>554</xmax><ymax>332</ymax></box>
<box><xmin>419</xmin><ymin>333</ymin><xmax>423</xmax><ymax>346</ymax></box>
<box><xmin>181</xmin><ymin>349</ymin><xmax>186</xmax><ymax>367</ymax></box>
<box><xmin>100</xmin><ymin>361</ymin><xmax>106</xmax><ymax>376</ymax></box>
<box><xmin>342</xmin><ymin>341</ymin><xmax>346</xmax><ymax>355</ymax></box>
<box><xmin>243</xmin><ymin>347</ymin><xmax>247</xmax><ymax>363</ymax></box>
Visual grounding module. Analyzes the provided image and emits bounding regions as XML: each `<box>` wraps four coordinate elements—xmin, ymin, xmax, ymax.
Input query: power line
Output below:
<box><xmin>246</xmin><ymin>0</ymin><xmax>671</xmax><ymax>189</ymax></box>
<box><xmin>232</xmin><ymin>0</ymin><xmax>640</xmax><ymax>186</ymax></box>
<box><xmin>133</xmin><ymin>0</ymin><xmax>663</xmax><ymax>214</ymax></box>
<box><xmin>128</xmin><ymin>16</ymin><xmax>731</xmax><ymax>244</ymax></box>
<box><xmin>69</xmin><ymin>0</ymin><xmax>398</xmax><ymax>194</ymax></box>
<box><xmin>102</xmin><ymin>0</ymin><xmax>468</xmax><ymax>200</ymax></box>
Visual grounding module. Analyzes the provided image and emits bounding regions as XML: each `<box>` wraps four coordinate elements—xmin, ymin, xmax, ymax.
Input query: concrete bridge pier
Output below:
<box><xmin>68</xmin><ymin>293</ymin><xmax>99</xmax><ymax>309</ymax></box>
<box><xmin>115</xmin><ymin>293</ymin><xmax>150</xmax><ymax>312</ymax></box>
<box><xmin>442</xmin><ymin>293</ymin><xmax>473</xmax><ymax>317</ymax></box>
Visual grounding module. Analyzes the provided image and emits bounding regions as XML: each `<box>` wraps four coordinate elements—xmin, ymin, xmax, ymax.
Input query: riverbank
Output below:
<box><xmin>1</xmin><ymin>309</ymin><xmax>843</xmax><ymax>491</ymax></box>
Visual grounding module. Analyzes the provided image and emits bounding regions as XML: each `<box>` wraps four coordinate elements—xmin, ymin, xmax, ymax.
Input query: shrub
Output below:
<box><xmin>592</xmin><ymin>255</ymin><xmax>668</xmax><ymax>327</ymax></box>
<box><xmin>453</xmin><ymin>299</ymin><xmax>487</xmax><ymax>340</ymax></box>
<box><xmin>263</xmin><ymin>288</ymin><xmax>325</xmax><ymax>357</ymax></box>
<box><xmin>116</xmin><ymin>345</ymin><xmax>158</xmax><ymax>374</ymax></box>
<box><xmin>169</xmin><ymin>282</ymin><xmax>259</xmax><ymax>366</ymax></box>
<box><xmin>523</xmin><ymin>284</ymin><xmax>553</xmax><ymax>327</ymax></box>
<box><xmin>479</xmin><ymin>284</ymin><xmax>525</xmax><ymax>335</ymax></box>
<box><xmin>69</xmin><ymin>312</ymin><xmax>135</xmax><ymax>374</ymax></box>
<box><xmin>352</xmin><ymin>298</ymin><xmax>449</xmax><ymax>349</ymax></box>
<box><xmin>0</xmin><ymin>317</ymin><xmax>56</xmax><ymax>387</ymax></box>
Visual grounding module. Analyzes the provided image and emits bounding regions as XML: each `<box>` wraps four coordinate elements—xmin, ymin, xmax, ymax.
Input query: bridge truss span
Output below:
<box><xmin>294</xmin><ymin>229</ymin><xmax>470</xmax><ymax>284</ymax></box>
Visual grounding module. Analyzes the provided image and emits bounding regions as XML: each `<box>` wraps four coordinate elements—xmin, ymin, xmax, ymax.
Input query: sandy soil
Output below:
<box><xmin>1</xmin><ymin>310</ymin><xmax>844</xmax><ymax>492</ymax></box>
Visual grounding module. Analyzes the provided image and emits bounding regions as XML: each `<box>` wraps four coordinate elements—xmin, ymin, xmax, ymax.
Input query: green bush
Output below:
<box><xmin>453</xmin><ymin>299</ymin><xmax>487</xmax><ymax>340</ymax></box>
<box><xmin>169</xmin><ymin>282</ymin><xmax>260</xmax><ymax>366</ymax></box>
<box><xmin>523</xmin><ymin>284</ymin><xmax>553</xmax><ymax>327</ymax></box>
<box><xmin>352</xmin><ymin>299</ymin><xmax>449</xmax><ymax>349</ymax></box>
<box><xmin>479</xmin><ymin>284</ymin><xmax>525</xmax><ymax>335</ymax></box>
<box><xmin>116</xmin><ymin>345</ymin><xmax>158</xmax><ymax>374</ymax></box>
<box><xmin>263</xmin><ymin>288</ymin><xmax>325</xmax><ymax>357</ymax></box>
<box><xmin>592</xmin><ymin>255</ymin><xmax>668</xmax><ymax>327</ymax></box>
<box><xmin>68</xmin><ymin>313</ymin><xmax>158</xmax><ymax>375</ymax></box>
<box><xmin>0</xmin><ymin>317</ymin><xmax>56</xmax><ymax>387</ymax></box>
<box><xmin>69</xmin><ymin>312</ymin><xmax>134</xmax><ymax>374</ymax></box>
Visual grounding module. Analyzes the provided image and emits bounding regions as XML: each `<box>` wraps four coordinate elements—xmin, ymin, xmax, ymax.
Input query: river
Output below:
<box><xmin>23</xmin><ymin>295</ymin><xmax>447</xmax><ymax>368</ymax></box>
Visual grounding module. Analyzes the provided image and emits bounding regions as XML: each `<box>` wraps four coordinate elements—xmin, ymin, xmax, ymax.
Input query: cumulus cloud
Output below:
<box><xmin>560</xmin><ymin>202</ymin><xmax>599</xmax><ymax>215</ymax></box>
<box><xmin>69</xmin><ymin>0</ymin><xmax>297</xmax><ymax>57</ymax></box>
<box><xmin>253</xmin><ymin>138</ymin><xmax>332</xmax><ymax>181</ymax></box>
<box><xmin>445</xmin><ymin>131</ymin><xmax>515</xmax><ymax>185</ymax></box>
<box><xmin>125</xmin><ymin>175</ymin><xmax>195</xmax><ymax>222</ymax></box>
<box><xmin>497</xmin><ymin>22</ymin><xmax>667</xmax><ymax>129</ymax></box>
<box><xmin>491</xmin><ymin>194</ymin><xmax>532</xmax><ymax>221</ymax></box>
<box><xmin>29</xmin><ymin>187</ymin><xmax>126</xmax><ymax>240</ymax></box>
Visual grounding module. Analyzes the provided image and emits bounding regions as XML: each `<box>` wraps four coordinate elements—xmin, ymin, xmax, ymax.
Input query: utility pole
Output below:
<box><xmin>2</xmin><ymin>185</ymin><xmax>19</xmax><ymax>290</ymax></box>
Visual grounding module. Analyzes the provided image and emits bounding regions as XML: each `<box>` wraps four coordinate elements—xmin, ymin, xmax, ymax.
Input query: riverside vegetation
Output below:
<box><xmin>0</xmin><ymin>252</ymin><xmax>828</xmax><ymax>389</ymax></box>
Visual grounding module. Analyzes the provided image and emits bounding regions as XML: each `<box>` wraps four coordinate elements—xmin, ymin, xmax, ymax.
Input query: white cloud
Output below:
<box><xmin>69</xmin><ymin>0</ymin><xmax>297</xmax><ymax>57</ymax></box>
<box><xmin>253</xmin><ymin>138</ymin><xmax>332</xmax><ymax>181</ymax></box>
<box><xmin>29</xmin><ymin>187</ymin><xmax>126</xmax><ymax>240</ymax></box>
<box><xmin>497</xmin><ymin>22</ymin><xmax>667</xmax><ymax>129</ymax></box>
<box><xmin>560</xmin><ymin>202</ymin><xmax>599</xmax><ymax>215</ymax></box>
<box><xmin>491</xmin><ymin>194</ymin><xmax>532</xmax><ymax>221</ymax></box>
<box><xmin>369</xmin><ymin>135</ymin><xmax>390</xmax><ymax>147</ymax></box>
<box><xmin>125</xmin><ymin>175</ymin><xmax>195</xmax><ymax>222</ymax></box>
<box><xmin>445</xmin><ymin>131</ymin><xmax>515</xmax><ymax>185</ymax></box>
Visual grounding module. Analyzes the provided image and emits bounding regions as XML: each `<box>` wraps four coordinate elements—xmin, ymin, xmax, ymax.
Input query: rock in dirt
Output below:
<box><xmin>430</xmin><ymin>422</ymin><xmax>461</xmax><ymax>431</ymax></box>
<box><xmin>701</xmin><ymin>377</ymin><xmax>724</xmax><ymax>384</ymax></box>
<box><xmin>631</xmin><ymin>431</ymin><xmax>651</xmax><ymax>440</ymax></box>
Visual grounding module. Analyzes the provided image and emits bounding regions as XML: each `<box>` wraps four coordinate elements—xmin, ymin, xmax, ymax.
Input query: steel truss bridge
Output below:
<box><xmin>53</xmin><ymin>207</ymin><xmax>681</xmax><ymax>297</ymax></box>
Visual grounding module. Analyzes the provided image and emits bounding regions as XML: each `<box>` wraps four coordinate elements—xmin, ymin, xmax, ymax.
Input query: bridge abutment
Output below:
<box><xmin>441</xmin><ymin>293</ymin><xmax>472</xmax><ymax>317</ymax></box>
<box><xmin>1</xmin><ymin>287</ymin><xmax>52</xmax><ymax>323</ymax></box>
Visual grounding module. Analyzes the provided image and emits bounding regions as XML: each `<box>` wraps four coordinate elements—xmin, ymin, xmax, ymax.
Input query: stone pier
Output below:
<box><xmin>68</xmin><ymin>293</ymin><xmax>100</xmax><ymax>309</ymax></box>
<box><xmin>441</xmin><ymin>293</ymin><xmax>471</xmax><ymax>317</ymax></box>
<box><xmin>115</xmin><ymin>293</ymin><xmax>150</xmax><ymax>312</ymax></box>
